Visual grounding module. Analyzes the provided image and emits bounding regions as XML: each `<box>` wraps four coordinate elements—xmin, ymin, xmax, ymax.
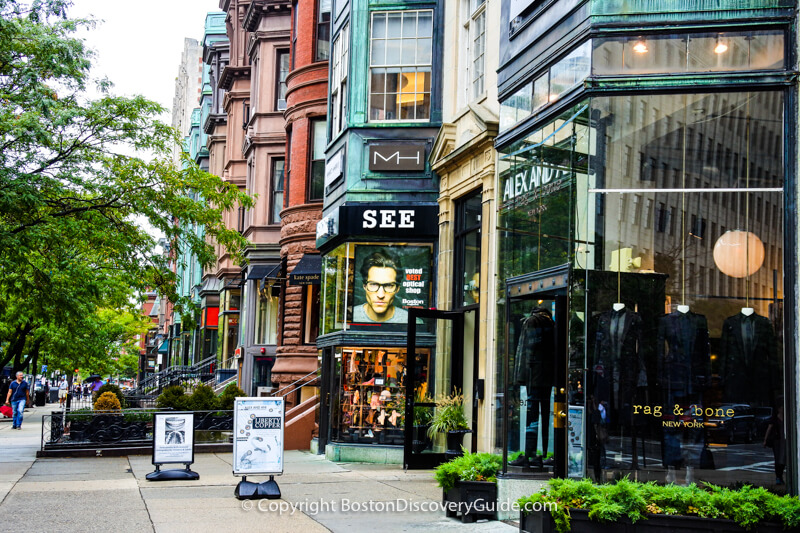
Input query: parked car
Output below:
<box><xmin>753</xmin><ymin>406</ymin><xmax>773</xmax><ymax>440</ymax></box>
<box><xmin>705</xmin><ymin>404</ymin><xmax>756</xmax><ymax>444</ymax></box>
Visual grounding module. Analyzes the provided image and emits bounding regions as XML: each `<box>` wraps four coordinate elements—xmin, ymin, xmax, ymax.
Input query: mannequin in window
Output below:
<box><xmin>591</xmin><ymin>304</ymin><xmax>647</xmax><ymax>468</ymax></box>
<box><xmin>657</xmin><ymin>307</ymin><xmax>710</xmax><ymax>477</ymax></box>
<box><xmin>511</xmin><ymin>306</ymin><xmax>555</xmax><ymax>469</ymax></box>
<box><xmin>719</xmin><ymin>309</ymin><xmax>779</xmax><ymax>406</ymax></box>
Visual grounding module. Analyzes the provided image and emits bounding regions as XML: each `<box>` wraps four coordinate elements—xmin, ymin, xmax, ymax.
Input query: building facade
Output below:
<box><xmin>495</xmin><ymin>0</ymin><xmax>796</xmax><ymax>492</ymax></box>
<box><xmin>430</xmin><ymin>0</ymin><xmax>501</xmax><ymax>456</ymax></box>
<box><xmin>270</xmin><ymin>0</ymin><xmax>329</xmax><ymax>406</ymax></box>
<box><xmin>317</xmin><ymin>0</ymin><xmax>444</xmax><ymax>463</ymax></box>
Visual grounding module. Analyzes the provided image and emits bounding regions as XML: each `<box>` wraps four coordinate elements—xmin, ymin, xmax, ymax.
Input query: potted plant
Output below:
<box><xmin>428</xmin><ymin>390</ymin><xmax>471</xmax><ymax>458</ymax></box>
<box><xmin>518</xmin><ymin>477</ymin><xmax>800</xmax><ymax>533</ymax></box>
<box><xmin>435</xmin><ymin>451</ymin><xmax>501</xmax><ymax>523</ymax></box>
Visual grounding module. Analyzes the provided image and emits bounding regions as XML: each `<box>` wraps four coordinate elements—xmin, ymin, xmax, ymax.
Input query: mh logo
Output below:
<box><xmin>368</xmin><ymin>143</ymin><xmax>426</xmax><ymax>171</ymax></box>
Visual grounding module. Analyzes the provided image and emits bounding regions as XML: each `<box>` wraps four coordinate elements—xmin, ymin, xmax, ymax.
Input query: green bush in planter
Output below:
<box><xmin>434</xmin><ymin>450</ymin><xmax>502</xmax><ymax>493</ymax></box>
<box><xmin>188</xmin><ymin>384</ymin><xmax>219</xmax><ymax>411</ymax></box>
<box><xmin>518</xmin><ymin>477</ymin><xmax>800</xmax><ymax>533</ymax></box>
<box><xmin>155</xmin><ymin>385</ymin><xmax>189</xmax><ymax>410</ymax></box>
<box><xmin>217</xmin><ymin>383</ymin><xmax>246</xmax><ymax>411</ymax></box>
<box><xmin>93</xmin><ymin>383</ymin><xmax>126</xmax><ymax>408</ymax></box>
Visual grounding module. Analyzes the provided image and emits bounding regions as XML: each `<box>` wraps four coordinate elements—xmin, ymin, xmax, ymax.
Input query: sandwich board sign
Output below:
<box><xmin>147</xmin><ymin>412</ymin><xmax>198</xmax><ymax>481</ymax></box>
<box><xmin>233</xmin><ymin>397</ymin><xmax>284</xmax><ymax>499</ymax></box>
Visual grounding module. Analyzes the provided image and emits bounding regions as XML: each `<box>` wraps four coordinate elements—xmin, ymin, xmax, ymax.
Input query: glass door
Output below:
<box><xmin>405</xmin><ymin>308</ymin><xmax>465</xmax><ymax>469</ymax></box>
<box><xmin>503</xmin><ymin>266</ymin><xmax>569</xmax><ymax>478</ymax></box>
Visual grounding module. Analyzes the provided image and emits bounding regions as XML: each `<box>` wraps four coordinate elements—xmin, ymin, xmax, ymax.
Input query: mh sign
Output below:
<box><xmin>368</xmin><ymin>143</ymin><xmax>426</xmax><ymax>171</ymax></box>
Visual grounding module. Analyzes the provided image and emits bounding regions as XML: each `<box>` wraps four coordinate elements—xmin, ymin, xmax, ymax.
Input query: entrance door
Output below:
<box><xmin>503</xmin><ymin>266</ymin><xmax>569</xmax><ymax>478</ymax></box>
<box><xmin>404</xmin><ymin>308</ymin><xmax>465</xmax><ymax>469</ymax></box>
<box><xmin>318</xmin><ymin>346</ymin><xmax>337</xmax><ymax>453</ymax></box>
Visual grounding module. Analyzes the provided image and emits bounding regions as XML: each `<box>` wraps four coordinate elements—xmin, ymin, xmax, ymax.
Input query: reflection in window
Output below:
<box><xmin>271</xmin><ymin>158</ymin><xmax>285</xmax><ymax>224</ymax></box>
<box><xmin>316</xmin><ymin>0</ymin><xmax>331</xmax><ymax>61</ymax></box>
<box><xmin>593</xmin><ymin>30</ymin><xmax>785</xmax><ymax>75</ymax></box>
<box><xmin>455</xmin><ymin>191</ymin><xmax>482</xmax><ymax>308</ymax></box>
<box><xmin>369</xmin><ymin>10</ymin><xmax>433</xmax><ymax>121</ymax></box>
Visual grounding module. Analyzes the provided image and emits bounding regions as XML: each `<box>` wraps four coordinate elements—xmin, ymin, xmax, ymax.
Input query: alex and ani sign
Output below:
<box><xmin>368</xmin><ymin>143</ymin><xmax>426</xmax><ymax>171</ymax></box>
<box><xmin>500</xmin><ymin>161</ymin><xmax>572</xmax><ymax>210</ymax></box>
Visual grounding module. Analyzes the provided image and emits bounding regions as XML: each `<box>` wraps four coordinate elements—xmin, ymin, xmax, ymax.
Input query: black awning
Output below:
<box><xmin>288</xmin><ymin>254</ymin><xmax>321</xmax><ymax>286</ymax></box>
<box><xmin>222</xmin><ymin>278</ymin><xmax>243</xmax><ymax>290</ymax></box>
<box><xmin>246</xmin><ymin>263</ymin><xmax>279</xmax><ymax>280</ymax></box>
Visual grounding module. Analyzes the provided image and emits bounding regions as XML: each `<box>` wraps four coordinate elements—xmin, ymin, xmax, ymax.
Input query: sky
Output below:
<box><xmin>69</xmin><ymin>0</ymin><xmax>223</xmax><ymax>113</ymax></box>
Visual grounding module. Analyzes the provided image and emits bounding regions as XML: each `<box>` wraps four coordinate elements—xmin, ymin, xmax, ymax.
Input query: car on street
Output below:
<box><xmin>705</xmin><ymin>404</ymin><xmax>756</xmax><ymax>444</ymax></box>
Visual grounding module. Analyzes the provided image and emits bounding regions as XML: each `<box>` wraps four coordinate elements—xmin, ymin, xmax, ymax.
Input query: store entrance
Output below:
<box><xmin>503</xmin><ymin>266</ymin><xmax>569</xmax><ymax>478</ymax></box>
<box><xmin>404</xmin><ymin>308</ymin><xmax>467</xmax><ymax>469</ymax></box>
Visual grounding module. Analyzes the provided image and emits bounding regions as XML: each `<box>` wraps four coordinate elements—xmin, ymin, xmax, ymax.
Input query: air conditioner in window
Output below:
<box><xmin>277</xmin><ymin>99</ymin><xmax>286</xmax><ymax>111</ymax></box>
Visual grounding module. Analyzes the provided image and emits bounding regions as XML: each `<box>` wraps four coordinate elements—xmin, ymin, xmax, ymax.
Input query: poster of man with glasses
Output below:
<box><xmin>350</xmin><ymin>245</ymin><xmax>431</xmax><ymax>330</ymax></box>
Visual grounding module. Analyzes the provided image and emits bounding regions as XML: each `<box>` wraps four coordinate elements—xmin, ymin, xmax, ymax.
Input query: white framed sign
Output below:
<box><xmin>153</xmin><ymin>412</ymin><xmax>195</xmax><ymax>465</ymax></box>
<box><xmin>233</xmin><ymin>397</ymin><xmax>284</xmax><ymax>476</ymax></box>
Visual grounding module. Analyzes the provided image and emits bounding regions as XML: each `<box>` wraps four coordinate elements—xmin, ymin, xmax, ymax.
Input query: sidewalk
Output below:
<box><xmin>0</xmin><ymin>407</ymin><xmax>517</xmax><ymax>533</ymax></box>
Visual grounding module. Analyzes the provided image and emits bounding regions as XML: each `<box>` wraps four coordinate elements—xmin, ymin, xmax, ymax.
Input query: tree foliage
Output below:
<box><xmin>0</xmin><ymin>1</ymin><xmax>252</xmax><ymax>376</ymax></box>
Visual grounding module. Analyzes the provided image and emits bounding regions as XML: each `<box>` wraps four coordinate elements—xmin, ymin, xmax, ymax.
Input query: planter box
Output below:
<box><xmin>520</xmin><ymin>508</ymin><xmax>800</xmax><ymax>533</ymax></box>
<box><xmin>443</xmin><ymin>480</ymin><xmax>497</xmax><ymax>523</ymax></box>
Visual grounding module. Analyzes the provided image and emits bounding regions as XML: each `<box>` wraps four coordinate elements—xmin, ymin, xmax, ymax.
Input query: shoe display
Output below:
<box><xmin>378</xmin><ymin>409</ymin><xmax>387</xmax><ymax>425</ymax></box>
<box><xmin>389</xmin><ymin>410</ymin><xmax>400</xmax><ymax>426</ymax></box>
<box><xmin>529</xmin><ymin>455</ymin><xmax>544</xmax><ymax>469</ymax></box>
<box><xmin>361</xmin><ymin>378</ymin><xmax>375</xmax><ymax>386</ymax></box>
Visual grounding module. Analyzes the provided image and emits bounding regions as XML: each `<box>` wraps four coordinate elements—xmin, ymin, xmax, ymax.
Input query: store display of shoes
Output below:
<box><xmin>361</xmin><ymin>377</ymin><xmax>375</xmax><ymax>386</ymax></box>
<box><xmin>378</xmin><ymin>409</ymin><xmax>387</xmax><ymax>425</ymax></box>
<box><xmin>389</xmin><ymin>410</ymin><xmax>400</xmax><ymax>426</ymax></box>
<box><xmin>508</xmin><ymin>455</ymin><xmax>528</xmax><ymax>467</ymax></box>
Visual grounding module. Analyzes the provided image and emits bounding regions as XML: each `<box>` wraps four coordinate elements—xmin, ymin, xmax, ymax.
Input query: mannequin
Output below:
<box><xmin>719</xmin><ymin>308</ymin><xmax>778</xmax><ymax>405</ymax></box>
<box><xmin>591</xmin><ymin>304</ymin><xmax>646</xmax><ymax>469</ymax></box>
<box><xmin>511</xmin><ymin>307</ymin><xmax>555</xmax><ymax>469</ymax></box>
<box><xmin>657</xmin><ymin>308</ymin><xmax>710</xmax><ymax>473</ymax></box>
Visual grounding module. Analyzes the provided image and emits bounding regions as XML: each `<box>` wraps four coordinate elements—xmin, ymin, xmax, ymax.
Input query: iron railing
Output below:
<box><xmin>41</xmin><ymin>409</ymin><xmax>234</xmax><ymax>451</ymax></box>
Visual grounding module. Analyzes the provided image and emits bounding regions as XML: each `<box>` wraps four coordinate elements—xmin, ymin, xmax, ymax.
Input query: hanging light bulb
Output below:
<box><xmin>713</xmin><ymin>230</ymin><xmax>765</xmax><ymax>278</ymax></box>
<box><xmin>714</xmin><ymin>37</ymin><xmax>728</xmax><ymax>54</ymax></box>
<box><xmin>632</xmin><ymin>40</ymin><xmax>648</xmax><ymax>54</ymax></box>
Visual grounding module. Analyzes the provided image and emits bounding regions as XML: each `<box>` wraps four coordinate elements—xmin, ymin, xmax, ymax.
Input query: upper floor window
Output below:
<box><xmin>291</xmin><ymin>1</ymin><xmax>298</xmax><ymax>69</ymax></box>
<box><xmin>330</xmin><ymin>23</ymin><xmax>349</xmax><ymax>135</ymax></box>
<box><xmin>466</xmin><ymin>0</ymin><xmax>485</xmax><ymax>100</ymax></box>
<box><xmin>271</xmin><ymin>158</ymin><xmax>285</xmax><ymax>224</ymax></box>
<box><xmin>276</xmin><ymin>50</ymin><xmax>290</xmax><ymax>111</ymax></box>
<box><xmin>309</xmin><ymin>119</ymin><xmax>326</xmax><ymax>201</ymax></box>
<box><xmin>316</xmin><ymin>0</ymin><xmax>331</xmax><ymax>61</ymax></box>
<box><xmin>369</xmin><ymin>10</ymin><xmax>433</xmax><ymax>122</ymax></box>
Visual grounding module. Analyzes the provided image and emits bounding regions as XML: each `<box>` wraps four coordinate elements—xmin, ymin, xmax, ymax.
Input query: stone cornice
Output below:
<box><xmin>243</xmin><ymin>0</ymin><xmax>291</xmax><ymax>32</ymax></box>
<box><xmin>219</xmin><ymin>65</ymin><xmax>251</xmax><ymax>91</ymax></box>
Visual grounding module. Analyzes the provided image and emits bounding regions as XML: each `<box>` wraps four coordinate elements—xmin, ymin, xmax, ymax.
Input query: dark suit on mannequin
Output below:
<box><xmin>512</xmin><ymin>307</ymin><xmax>555</xmax><ymax>466</ymax></box>
<box><xmin>719</xmin><ymin>312</ymin><xmax>779</xmax><ymax>406</ymax></box>
<box><xmin>592</xmin><ymin>308</ymin><xmax>647</xmax><ymax>469</ymax></box>
<box><xmin>657</xmin><ymin>310</ymin><xmax>710</xmax><ymax>468</ymax></box>
<box><xmin>593</xmin><ymin>308</ymin><xmax>647</xmax><ymax>419</ymax></box>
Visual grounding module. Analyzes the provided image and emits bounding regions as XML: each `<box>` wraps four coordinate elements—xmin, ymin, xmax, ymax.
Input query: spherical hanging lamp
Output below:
<box><xmin>713</xmin><ymin>230</ymin><xmax>765</xmax><ymax>278</ymax></box>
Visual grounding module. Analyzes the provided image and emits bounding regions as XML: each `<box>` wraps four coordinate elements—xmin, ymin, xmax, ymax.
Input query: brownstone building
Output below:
<box><xmin>271</xmin><ymin>0</ymin><xmax>329</xmax><ymax>413</ymax></box>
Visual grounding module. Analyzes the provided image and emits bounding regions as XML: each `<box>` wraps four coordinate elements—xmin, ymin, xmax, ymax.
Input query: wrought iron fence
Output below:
<box><xmin>41</xmin><ymin>409</ymin><xmax>234</xmax><ymax>451</ymax></box>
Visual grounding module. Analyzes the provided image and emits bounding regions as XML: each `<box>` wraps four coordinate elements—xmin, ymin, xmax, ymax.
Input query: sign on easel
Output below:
<box><xmin>233</xmin><ymin>397</ymin><xmax>284</xmax><ymax>499</ymax></box>
<box><xmin>146</xmin><ymin>412</ymin><xmax>199</xmax><ymax>481</ymax></box>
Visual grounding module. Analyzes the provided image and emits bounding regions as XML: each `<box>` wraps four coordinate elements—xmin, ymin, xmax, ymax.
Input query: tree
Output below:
<box><xmin>0</xmin><ymin>1</ymin><xmax>252</xmax><ymax>372</ymax></box>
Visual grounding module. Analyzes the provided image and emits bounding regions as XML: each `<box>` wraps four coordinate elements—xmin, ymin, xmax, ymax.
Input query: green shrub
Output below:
<box><xmin>217</xmin><ymin>383</ymin><xmax>246</xmax><ymax>410</ymax></box>
<box><xmin>188</xmin><ymin>384</ymin><xmax>219</xmax><ymax>411</ymax></box>
<box><xmin>94</xmin><ymin>392</ymin><xmax>122</xmax><ymax>413</ymax></box>
<box><xmin>433</xmin><ymin>450</ymin><xmax>502</xmax><ymax>493</ymax></box>
<box><xmin>93</xmin><ymin>383</ymin><xmax>125</xmax><ymax>408</ymax></box>
<box><xmin>155</xmin><ymin>385</ymin><xmax>189</xmax><ymax>410</ymax></box>
<box><xmin>518</xmin><ymin>478</ymin><xmax>800</xmax><ymax>533</ymax></box>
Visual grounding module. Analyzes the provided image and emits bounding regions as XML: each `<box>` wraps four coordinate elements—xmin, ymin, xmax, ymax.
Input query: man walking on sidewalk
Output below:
<box><xmin>5</xmin><ymin>372</ymin><xmax>30</xmax><ymax>430</ymax></box>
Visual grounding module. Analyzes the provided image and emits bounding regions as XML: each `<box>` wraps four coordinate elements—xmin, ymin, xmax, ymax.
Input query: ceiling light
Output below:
<box><xmin>633</xmin><ymin>40</ymin><xmax>648</xmax><ymax>54</ymax></box>
<box><xmin>714</xmin><ymin>40</ymin><xmax>728</xmax><ymax>54</ymax></box>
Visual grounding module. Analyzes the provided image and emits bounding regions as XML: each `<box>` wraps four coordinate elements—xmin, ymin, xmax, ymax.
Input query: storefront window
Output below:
<box><xmin>220</xmin><ymin>288</ymin><xmax>241</xmax><ymax>369</ymax></box>
<box><xmin>320</xmin><ymin>242</ymin><xmax>434</xmax><ymax>335</ymax></box>
<box><xmin>498</xmin><ymin>90</ymin><xmax>786</xmax><ymax>487</ymax></box>
<box><xmin>331</xmin><ymin>347</ymin><xmax>430</xmax><ymax>444</ymax></box>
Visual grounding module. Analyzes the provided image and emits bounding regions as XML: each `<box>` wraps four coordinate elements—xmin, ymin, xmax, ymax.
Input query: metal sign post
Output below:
<box><xmin>232</xmin><ymin>397</ymin><xmax>284</xmax><ymax>500</ymax></box>
<box><xmin>146</xmin><ymin>412</ymin><xmax>199</xmax><ymax>481</ymax></box>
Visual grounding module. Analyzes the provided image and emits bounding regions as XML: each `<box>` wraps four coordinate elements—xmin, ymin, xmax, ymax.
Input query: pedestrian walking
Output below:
<box><xmin>4</xmin><ymin>371</ymin><xmax>30</xmax><ymax>430</ymax></box>
<box><xmin>58</xmin><ymin>380</ymin><xmax>68</xmax><ymax>405</ymax></box>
